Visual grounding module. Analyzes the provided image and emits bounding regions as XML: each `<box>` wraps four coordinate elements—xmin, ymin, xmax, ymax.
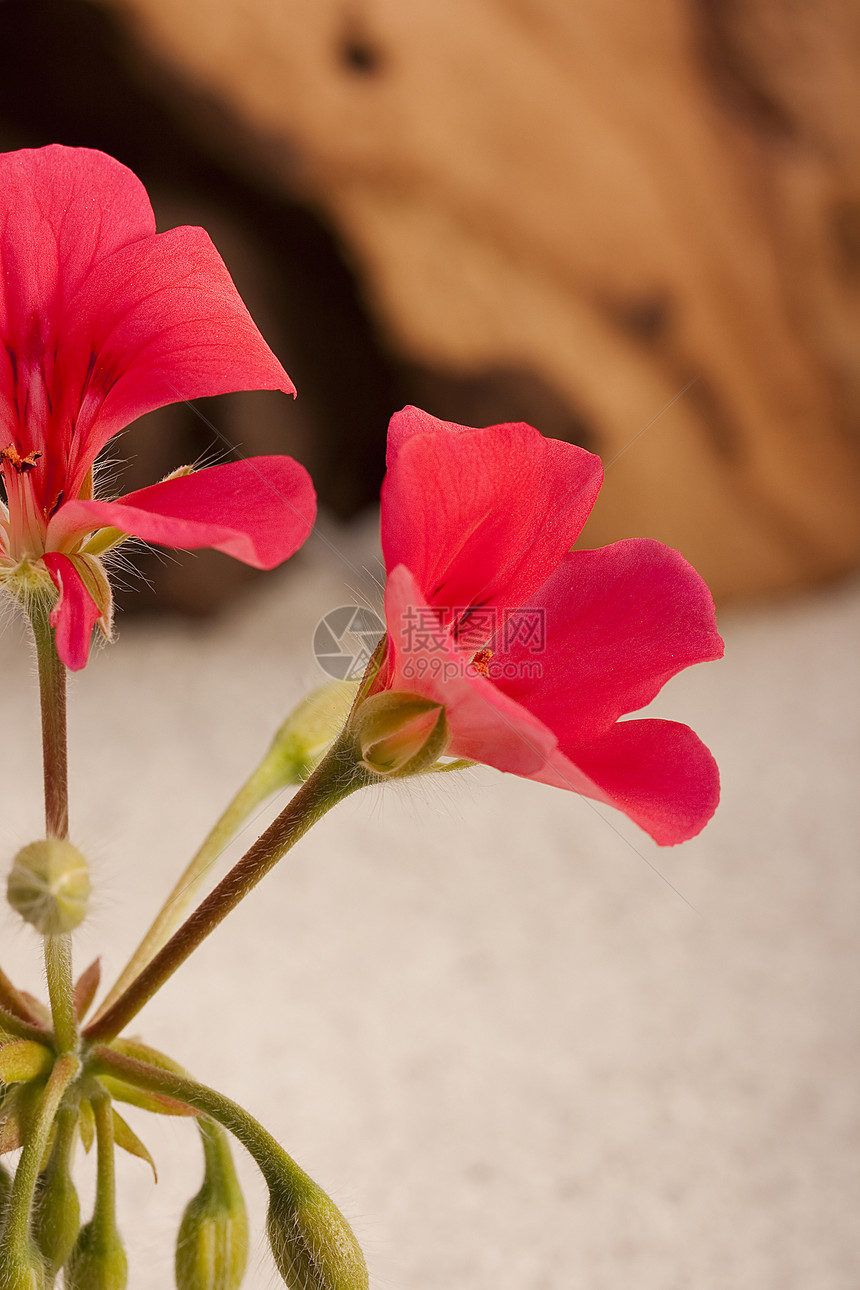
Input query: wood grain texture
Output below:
<box><xmin>94</xmin><ymin>0</ymin><xmax>860</xmax><ymax>598</ymax></box>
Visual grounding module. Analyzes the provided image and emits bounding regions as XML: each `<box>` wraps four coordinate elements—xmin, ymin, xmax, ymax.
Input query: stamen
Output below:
<box><xmin>471</xmin><ymin>647</ymin><xmax>493</xmax><ymax>677</ymax></box>
<box><xmin>0</xmin><ymin>446</ymin><xmax>41</xmax><ymax>473</ymax></box>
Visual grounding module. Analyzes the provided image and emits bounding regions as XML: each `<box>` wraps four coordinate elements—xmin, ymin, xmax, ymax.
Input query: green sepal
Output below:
<box><xmin>96</xmin><ymin>1040</ymin><xmax>196</xmax><ymax>1117</ymax></box>
<box><xmin>64</xmin><ymin>554</ymin><xmax>114</xmax><ymax>642</ymax></box>
<box><xmin>77</xmin><ymin>1100</ymin><xmax>95</xmax><ymax>1154</ymax></box>
<box><xmin>97</xmin><ymin>1074</ymin><xmax>196</xmax><ymax>1119</ymax></box>
<box><xmin>0</xmin><ymin>1084</ymin><xmax>42</xmax><ymax>1156</ymax></box>
<box><xmin>73</xmin><ymin>960</ymin><xmax>101</xmax><ymax>1022</ymax></box>
<box><xmin>0</xmin><ymin>1042</ymin><xmax>53</xmax><ymax>1086</ymax></box>
<box><xmin>111</xmin><ymin>1109</ymin><xmax>157</xmax><ymax>1182</ymax></box>
<box><xmin>17</xmin><ymin>998</ymin><xmax>51</xmax><ymax>1029</ymax></box>
<box><xmin>108</xmin><ymin>1038</ymin><xmax>187</xmax><ymax>1075</ymax></box>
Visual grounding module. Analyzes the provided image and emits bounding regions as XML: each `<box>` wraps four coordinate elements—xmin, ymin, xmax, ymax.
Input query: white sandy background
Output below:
<box><xmin>0</xmin><ymin>517</ymin><xmax>858</xmax><ymax>1289</ymax></box>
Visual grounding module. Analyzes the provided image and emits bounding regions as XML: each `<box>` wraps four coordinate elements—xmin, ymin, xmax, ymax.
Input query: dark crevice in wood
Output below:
<box><xmin>692</xmin><ymin>0</ymin><xmax>799</xmax><ymax>141</ymax></box>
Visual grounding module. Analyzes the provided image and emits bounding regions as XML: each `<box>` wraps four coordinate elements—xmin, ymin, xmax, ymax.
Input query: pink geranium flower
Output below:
<box><xmin>0</xmin><ymin>145</ymin><xmax>316</xmax><ymax>669</ymax></box>
<box><xmin>377</xmin><ymin>407</ymin><xmax>724</xmax><ymax>845</ymax></box>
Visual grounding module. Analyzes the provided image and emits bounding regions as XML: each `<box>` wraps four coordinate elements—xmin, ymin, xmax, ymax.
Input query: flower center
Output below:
<box><xmin>0</xmin><ymin>443</ymin><xmax>49</xmax><ymax>559</ymax></box>
<box><xmin>0</xmin><ymin>445</ymin><xmax>42</xmax><ymax>474</ymax></box>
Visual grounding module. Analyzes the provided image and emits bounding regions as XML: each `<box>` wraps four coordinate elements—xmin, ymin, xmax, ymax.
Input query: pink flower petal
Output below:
<box><xmin>0</xmin><ymin>146</ymin><xmax>295</xmax><ymax>512</ymax></box>
<box><xmin>536</xmin><ymin>719</ymin><xmax>721</xmax><ymax>845</ymax></box>
<box><xmin>384</xmin><ymin>565</ymin><xmax>557</xmax><ymax>777</ymax></box>
<box><xmin>493</xmin><ymin>540</ymin><xmax>724</xmax><ymax>745</ymax></box>
<box><xmin>59</xmin><ymin>225</ymin><xmax>295</xmax><ymax>495</ymax></box>
<box><xmin>43</xmin><ymin>552</ymin><xmax>102</xmax><ymax>671</ymax></box>
<box><xmin>49</xmin><ymin>457</ymin><xmax>316</xmax><ymax>569</ymax></box>
<box><xmin>0</xmin><ymin>147</ymin><xmax>157</xmax><ymax>496</ymax></box>
<box><xmin>0</xmin><ymin>146</ymin><xmax>155</xmax><ymax>344</ymax></box>
<box><xmin>381</xmin><ymin>408</ymin><xmax>602</xmax><ymax>621</ymax></box>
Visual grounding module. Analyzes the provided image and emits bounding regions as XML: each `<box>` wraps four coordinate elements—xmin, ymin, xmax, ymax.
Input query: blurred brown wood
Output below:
<box><xmin>93</xmin><ymin>0</ymin><xmax>860</xmax><ymax>599</ymax></box>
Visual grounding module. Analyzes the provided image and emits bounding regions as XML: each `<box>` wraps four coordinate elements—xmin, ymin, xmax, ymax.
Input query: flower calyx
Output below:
<box><xmin>348</xmin><ymin>691</ymin><xmax>449</xmax><ymax>779</ymax></box>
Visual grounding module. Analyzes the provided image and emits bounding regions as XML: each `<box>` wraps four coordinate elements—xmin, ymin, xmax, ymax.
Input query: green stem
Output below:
<box><xmin>0</xmin><ymin>1052</ymin><xmax>80</xmax><ymax>1260</ymax></box>
<box><xmin>29</xmin><ymin>595</ymin><xmax>69</xmax><ymax>841</ymax></box>
<box><xmin>89</xmin><ymin>1087</ymin><xmax>118</xmax><ymax>1245</ymax></box>
<box><xmin>94</xmin><ymin>759</ymin><xmax>297</xmax><ymax>1022</ymax></box>
<box><xmin>94</xmin><ymin>681</ymin><xmax>358</xmax><ymax>1025</ymax></box>
<box><xmin>85</xmin><ymin>736</ymin><xmax>371</xmax><ymax>1043</ymax></box>
<box><xmin>44</xmin><ymin>935</ymin><xmax>77</xmax><ymax>1053</ymax></box>
<box><xmin>90</xmin><ymin>1048</ymin><xmax>314</xmax><ymax>1198</ymax></box>
<box><xmin>28</xmin><ymin>596</ymin><xmax>78</xmax><ymax>1054</ymax></box>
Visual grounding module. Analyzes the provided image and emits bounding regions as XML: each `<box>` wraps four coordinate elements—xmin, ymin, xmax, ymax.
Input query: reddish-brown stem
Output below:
<box><xmin>85</xmin><ymin>737</ymin><xmax>370</xmax><ymax>1043</ymax></box>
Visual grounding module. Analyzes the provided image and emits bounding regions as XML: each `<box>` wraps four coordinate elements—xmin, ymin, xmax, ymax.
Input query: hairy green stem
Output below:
<box><xmin>0</xmin><ymin>1052</ymin><xmax>80</xmax><ymax>1259</ymax></box>
<box><xmin>95</xmin><ymin>759</ymin><xmax>298</xmax><ymax>1022</ymax></box>
<box><xmin>85</xmin><ymin>736</ymin><xmax>371</xmax><ymax>1043</ymax></box>
<box><xmin>43</xmin><ymin>935</ymin><xmax>77</xmax><ymax>1053</ymax></box>
<box><xmin>29</xmin><ymin>596</ymin><xmax>69</xmax><ymax>841</ymax></box>
<box><xmin>29</xmin><ymin>596</ymin><xmax>78</xmax><ymax>1056</ymax></box>
<box><xmin>89</xmin><ymin>1087</ymin><xmax>118</xmax><ymax>1244</ymax></box>
<box><xmin>94</xmin><ymin>681</ymin><xmax>358</xmax><ymax>1025</ymax></box>
<box><xmin>90</xmin><ymin>1048</ymin><xmax>312</xmax><ymax>1197</ymax></box>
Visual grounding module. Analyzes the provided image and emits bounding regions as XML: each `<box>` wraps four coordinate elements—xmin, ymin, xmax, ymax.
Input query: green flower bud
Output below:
<box><xmin>266</xmin><ymin>1177</ymin><xmax>367</xmax><ymax>1290</ymax></box>
<box><xmin>32</xmin><ymin>1107</ymin><xmax>81</xmax><ymax>1276</ymax></box>
<box><xmin>270</xmin><ymin>683</ymin><xmax>359</xmax><ymax>780</ymax></box>
<box><xmin>175</xmin><ymin>1120</ymin><xmax>248</xmax><ymax>1290</ymax></box>
<box><xmin>0</xmin><ymin>1161</ymin><xmax>11</xmax><ymax>1215</ymax></box>
<box><xmin>0</xmin><ymin>1042</ymin><xmax>53</xmax><ymax>1085</ymax></box>
<box><xmin>64</xmin><ymin>1219</ymin><xmax>127</xmax><ymax>1290</ymax></box>
<box><xmin>350</xmin><ymin>691</ymin><xmax>448</xmax><ymax>778</ymax></box>
<box><xmin>0</xmin><ymin>1239</ymin><xmax>46</xmax><ymax>1290</ymax></box>
<box><xmin>7</xmin><ymin>840</ymin><xmax>90</xmax><ymax>936</ymax></box>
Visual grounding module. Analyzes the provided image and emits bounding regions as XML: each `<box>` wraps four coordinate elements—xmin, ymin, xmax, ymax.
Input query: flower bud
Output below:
<box><xmin>0</xmin><ymin>1042</ymin><xmax>52</xmax><ymax>1085</ymax></box>
<box><xmin>32</xmin><ymin>1109</ymin><xmax>81</xmax><ymax>1277</ymax></box>
<box><xmin>175</xmin><ymin>1121</ymin><xmax>248</xmax><ymax>1290</ymax></box>
<box><xmin>0</xmin><ymin>1239</ymin><xmax>46</xmax><ymax>1290</ymax></box>
<box><xmin>64</xmin><ymin>1220</ymin><xmax>127</xmax><ymax>1290</ymax></box>
<box><xmin>269</xmin><ymin>683</ymin><xmax>358</xmax><ymax>781</ymax></box>
<box><xmin>266</xmin><ymin>1179</ymin><xmax>367</xmax><ymax>1290</ymax></box>
<box><xmin>7</xmin><ymin>840</ymin><xmax>90</xmax><ymax>936</ymax></box>
<box><xmin>350</xmin><ymin>692</ymin><xmax>448</xmax><ymax>778</ymax></box>
<box><xmin>0</xmin><ymin>1161</ymin><xmax>11</xmax><ymax>1215</ymax></box>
